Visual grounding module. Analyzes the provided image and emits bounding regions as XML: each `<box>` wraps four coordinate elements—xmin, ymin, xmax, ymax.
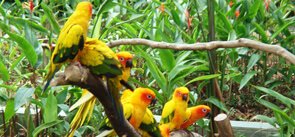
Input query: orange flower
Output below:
<box><xmin>29</xmin><ymin>0</ymin><xmax>34</xmax><ymax>13</ymax></box>
<box><xmin>229</xmin><ymin>1</ymin><xmax>234</xmax><ymax>7</ymax></box>
<box><xmin>264</xmin><ymin>0</ymin><xmax>270</xmax><ymax>11</ymax></box>
<box><xmin>159</xmin><ymin>3</ymin><xmax>165</xmax><ymax>13</ymax></box>
<box><xmin>235</xmin><ymin>10</ymin><xmax>240</xmax><ymax>18</ymax></box>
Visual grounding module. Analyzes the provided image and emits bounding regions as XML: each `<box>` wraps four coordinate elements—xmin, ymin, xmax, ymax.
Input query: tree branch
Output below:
<box><xmin>107</xmin><ymin>38</ymin><xmax>295</xmax><ymax>65</ymax></box>
<box><xmin>52</xmin><ymin>62</ymin><xmax>140</xmax><ymax>137</ymax></box>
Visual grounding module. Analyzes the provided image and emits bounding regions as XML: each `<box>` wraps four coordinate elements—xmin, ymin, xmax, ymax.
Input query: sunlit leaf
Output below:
<box><xmin>206</xmin><ymin>97</ymin><xmax>229</xmax><ymax>113</ymax></box>
<box><xmin>44</xmin><ymin>92</ymin><xmax>57</xmax><ymax>123</ymax></box>
<box><xmin>184</xmin><ymin>74</ymin><xmax>221</xmax><ymax>86</ymax></box>
<box><xmin>33</xmin><ymin>120</ymin><xmax>63</xmax><ymax>137</ymax></box>
<box><xmin>239</xmin><ymin>71</ymin><xmax>257</xmax><ymax>90</ymax></box>
<box><xmin>0</xmin><ymin>58</ymin><xmax>9</xmax><ymax>81</ymax></box>
<box><xmin>247</xmin><ymin>54</ymin><xmax>260</xmax><ymax>72</ymax></box>
<box><xmin>14</xmin><ymin>87</ymin><xmax>34</xmax><ymax>111</ymax></box>
<box><xmin>254</xmin><ymin>86</ymin><xmax>295</xmax><ymax>107</ymax></box>
<box><xmin>0</xmin><ymin>22</ymin><xmax>38</xmax><ymax>66</ymax></box>
<box><xmin>41</xmin><ymin>3</ymin><xmax>60</xmax><ymax>34</ymax></box>
<box><xmin>4</xmin><ymin>99</ymin><xmax>15</xmax><ymax>122</ymax></box>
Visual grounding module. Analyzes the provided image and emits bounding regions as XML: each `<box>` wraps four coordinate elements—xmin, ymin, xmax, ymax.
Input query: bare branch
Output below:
<box><xmin>107</xmin><ymin>38</ymin><xmax>295</xmax><ymax>65</ymax></box>
<box><xmin>52</xmin><ymin>62</ymin><xmax>140</xmax><ymax>137</ymax></box>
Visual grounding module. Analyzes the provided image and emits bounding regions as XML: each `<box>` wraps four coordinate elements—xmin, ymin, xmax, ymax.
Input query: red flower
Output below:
<box><xmin>229</xmin><ymin>1</ymin><xmax>234</xmax><ymax>7</ymax></box>
<box><xmin>264</xmin><ymin>0</ymin><xmax>270</xmax><ymax>11</ymax></box>
<box><xmin>159</xmin><ymin>3</ymin><xmax>165</xmax><ymax>13</ymax></box>
<box><xmin>29</xmin><ymin>0</ymin><xmax>34</xmax><ymax>13</ymax></box>
<box><xmin>235</xmin><ymin>10</ymin><xmax>240</xmax><ymax>18</ymax></box>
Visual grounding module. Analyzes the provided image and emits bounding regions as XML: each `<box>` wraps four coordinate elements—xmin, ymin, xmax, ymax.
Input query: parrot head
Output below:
<box><xmin>173</xmin><ymin>87</ymin><xmax>189</xmax><ymax>102</ymax></box>
<box><xmin>75</xmin><ymin>1</ymin><xmax>92</xmax><ymax>17</ymax></box>
<box><xmin>133</xmin><ymin>88</ymin><xmax>156</xmax><ymax>107</ymax></box>
<box><xmin>116</xmin><ymin>51</ymin><xmax>133</xmax><ymax>68</ymax></box>
<box><xmin>192</xmin><ymin>105</ymin><xmax>211</xmax><ymax>118</ymax></box>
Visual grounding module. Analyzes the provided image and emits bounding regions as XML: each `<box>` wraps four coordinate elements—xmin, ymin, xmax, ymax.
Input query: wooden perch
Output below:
<box><xmin>214</xmin><ymin>113</ymin><xmax>234</xmax><ymax>137</ymax></box>
<box><xmin>170</xmin><ymin>130</ymin><xmax>203</xmax><ymax>137</ymax></box>
<box><xmin>52</xmin><ymin>62</ymin><xmax>140</xmax><ymax>137</ymax></box>
<box><xmin>107</xmin><ymin>38</ymin><xmax>295</xmax><ymax>65</ymax></box>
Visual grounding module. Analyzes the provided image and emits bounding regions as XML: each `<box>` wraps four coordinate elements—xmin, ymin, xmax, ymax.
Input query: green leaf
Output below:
<box><xmin>134</xmin><ymin>47</ymin><xmax>167</xmax><ymax>91</ymax></box>
<box><xmin>217</xmin><ymin>11</ymin><xmax>232</xmax><ymax>31</ymax></box>
<box><xmin>92</xmin><ymin>14</ymin><xmax>102</xmax><ymax>38</ymax></box>
<box><xmin>257</xmin><ymin>99</ymin><xmax>295</xmax><ymax>126</ymax></box>
<box><xmin>251</xmin><ymin>115</ymin><xmax>276</xmax><ymax>126</ymax></box>
<box><xmin>0</xmin><ymin>58</ymin><xmax>9</xmax><ymax>81</ymax></box>
<box><xmin>270</xmin><ymin>21</ymin><xmax>295</xmax><ymax>41</ymax></box>
<box><xmin>247</xmin><ymin>54</ymin><xmax>260</xmax><ymax>72</ymax></box>
<box><xmin>253</xmin><ymin>23</ymin><xmax>268</xmax><ymax>42</ymax></box>
<box><xmin>247</xmin><ymin>0</ymin><xmax>262</xmax><ymax>20</ymax></box>
<box><xmin>0</xmin><ymin>22</ymin><xmax>38</xmax><ymax>66</ymax></box>
<box><xmin>7</xmin><ymin>16</ymin><xmax>48</xmax><ymax>34</ymax></box>
<box><xmin>206</xmin><ymin>97</ymin><xmax>229</xmax><ymax>113</ymax></box>
<box><xmin>184</xmin><ymin>74</ymin><xmax>221</xmax><ymax>86</ymax></box>
<box><xmin>5</xmin><ymin>99</ymin><xmax>15</xmax><ymax>122</ymax></box>
<box><xmin>33</xmin><ymin>120</ymin><xmax>63</xmax><ymax>137</ymax></box>
<box><xmin>158</xmin><ymin>49</ymin><xmax>175</xmax><ymax>72</ymax></box>
<box><xmin>254</xmin><ymin>86</ymin><xmax>295</xmax><ymax>108</ymax></box>
<box><xmin>41</xmin><ymin>3</ymin><xmax>60</xmax><ymax>34</ymax></box>
<box><xmin>239</xmin><ymin>71</ymin><xmax>257</xmax><ymax>90</ymax></box>
<box><xmin>14</xmin><ymin>87</ymin><xmax>35</xmax><ymax>111</ymax></box>
<box><xmin>44</xmin><ymin>93</ymin><xmax>57</xmax><ymax>123</ymax></box>
<box><xmin>171</xmin><ymin>9</ymin><xmax>182</xmax><ymax>27</ymax></box>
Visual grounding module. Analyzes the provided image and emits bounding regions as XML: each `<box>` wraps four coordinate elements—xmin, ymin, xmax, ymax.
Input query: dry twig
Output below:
<box><xmin>107</xmin><ymin>38</ymin><xmax>295</xmax><ymax>65</ymax></box>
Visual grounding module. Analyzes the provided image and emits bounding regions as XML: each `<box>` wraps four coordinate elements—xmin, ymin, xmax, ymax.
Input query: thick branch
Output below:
<box><xmin>107</xmin><ymin>38</ymin><xmax>295</xmax><ymax>65</ymax></box>
<box><xmin>52</xmin><ymin>62</ymin><xmax>140</xmax><ymax>137</ymax></box>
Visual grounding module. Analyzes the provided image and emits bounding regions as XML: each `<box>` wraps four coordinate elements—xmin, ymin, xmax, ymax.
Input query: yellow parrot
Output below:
<box><xmin>160</xmin><ymin>87</ymin><xmax>190</xmax><ymax>131</ymax></box>
<box><xmin>67</xmin><ymin>40</ymin><xmax>133</xmax><ymax>136</ymax></box>
<box><xmin>159</xmin><ymin>123</ymin><xmax>170</xmax><ymax>137</ymax></box>
<box><xmin>180</xmin><ymin>105</ymin><xmax>211</xmax><ymax>129</ymax></box>
<box><xmin>44</xmin><ymin>1</ymin><xmax>92</xmax><ymax>91</ymax></box>
<box><xmin>121</xmin><ymin>89</ymin><xmax>161</xmax><ymax>137</ymax></box>
<box><xmin>98</xmin><ymin>88</ymin><xmax>156</xmax><ymax>137</ymax></box>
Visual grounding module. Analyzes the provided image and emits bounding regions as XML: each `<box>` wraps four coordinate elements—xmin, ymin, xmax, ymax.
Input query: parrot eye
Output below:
<box><xmin>202</xmin><ymin>108</ymin><xmax>207</xmax><ymax>113</ymax></box>
<box><xmin>119</xmin><ymin>57</ymin><xmax>124</xmax><ymax>61</ymax></box>
<box><xmin>146</xmin><ymin>94</ymin><xmax>152</xmax><ymax>100</ymax></box>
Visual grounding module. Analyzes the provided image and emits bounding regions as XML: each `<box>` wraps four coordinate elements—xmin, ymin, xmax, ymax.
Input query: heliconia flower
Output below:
<box><xmin>185</xmin><ymin>9</ymin><xmax>189</xmax><ymax>19</ymax></box>
<box><xmin>229</xmin><ymin>1</ymin><xmax>234</xmax><ymax>7</ymax></box>
<box><xmin>159</xmin><ymin>3</ymin><xmax>165</xmax><ymax>13</ymax></box>
<box><xmin>188</xmin><ymin>17</ymin><xmax>192</xmax><ymax>29</ymax></box>
<box><xmin>235</xmin><ymin>10</ymin><xmax>240</xmax><ymax>18</ymax></box>
<box><xmin>264</xmin><ymin>0</ymin><xmax>270</xmax><ymax>11</ymax></box>
<box><xmin>29</xmin><ymin>0</ymin><xmax>34</xmax><ymax>13</ymax></box>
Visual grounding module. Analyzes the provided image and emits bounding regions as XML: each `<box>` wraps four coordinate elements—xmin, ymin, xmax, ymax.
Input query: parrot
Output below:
<box><xmin>67</xmin><ymin>40</ymin><xmax>133</xmax><ymax>136</ymax></box>
<box><xmin>121</xmin><ymin>89</ymin><xmax>161</xmax><ymax>137</ymax></box>
<box><xmin>98</xmin><ymin>88</ymin><xmax>156</xmax><ymax>137</ymax></box>
<box><xmin>159</xmin><ymin>124</ymin><xmax>171</xmax><ymax>137</ymax></box>
<box><xmin>180</xmin><ymin>105</ymin><xmax>211</xmax><ymax>129</ymax></box>
<box><xmin>160</xmin><ymin>87</ymin><xmax>190</xmax><ymax>131</ymax></box>
<box><xmin>43</xmin><ymin>1</ymin><xmax>92</xmax><ymax>91</ymax></box>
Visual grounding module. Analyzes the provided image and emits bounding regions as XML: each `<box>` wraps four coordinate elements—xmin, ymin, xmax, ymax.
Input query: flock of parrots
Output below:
<box><xmin>43</xmin><ymin>2</ymin><xmax>211</xmax><ymax>137</ymax></box>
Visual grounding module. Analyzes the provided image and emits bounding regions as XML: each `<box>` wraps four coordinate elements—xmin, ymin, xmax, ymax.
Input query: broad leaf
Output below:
<box><xmin>0</xmin><ymin>58</ymin><xmax>9</xmax><ymax>81</ymax></box>
<box><xmin>206</xmin><ymin>97</ymin><xmax>229</xmax><ymax>113</ymax></box>
<box><xmin>44</xmin><ymin>93</ymin><xmax>57</xmax><ymax>123</ymax></box>
<box><xmin>14</xmin><ymin>87</ymin><xmax>34</xmax><ymax>111</ymax></box>
<box><xmin>247</xmin><ymin>54</ymin><xmax>260</xmax><ymax>72</ymax></box>
<box><xmin>4</xmin><ymin>99</ymin><xmax>15</xmax><ymax>122</ymax></box>
<box><xmin>33</xmin><ymin>120</ymin><xmax>63</xmax><ymax>137</ymax></box>
<box><xmin>239</xmin><ymin>71</ymin><xmax>257</xmax><ymax>90</ymax></box>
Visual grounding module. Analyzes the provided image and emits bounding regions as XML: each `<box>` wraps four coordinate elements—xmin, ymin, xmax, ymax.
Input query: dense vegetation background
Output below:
<box><xmin>0</xmin><ymin>0</ymin><xmax>294</xmax><ymax>136</ymax></box>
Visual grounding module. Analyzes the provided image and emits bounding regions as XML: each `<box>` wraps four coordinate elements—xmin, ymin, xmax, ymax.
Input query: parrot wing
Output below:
<box><xmin>53</xmin><ymin>24</ymin><xmax>84</xmax><ymax>63</ymax></box>
<box><xmin>160</xmin><ymin>100</ymin><xmax>175</xmax><ymax>124</ymax></box>
<box><xmin>139</xmin><ymin>108</ymin><xmax>161</xmax><ymax>137</ymax></box>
